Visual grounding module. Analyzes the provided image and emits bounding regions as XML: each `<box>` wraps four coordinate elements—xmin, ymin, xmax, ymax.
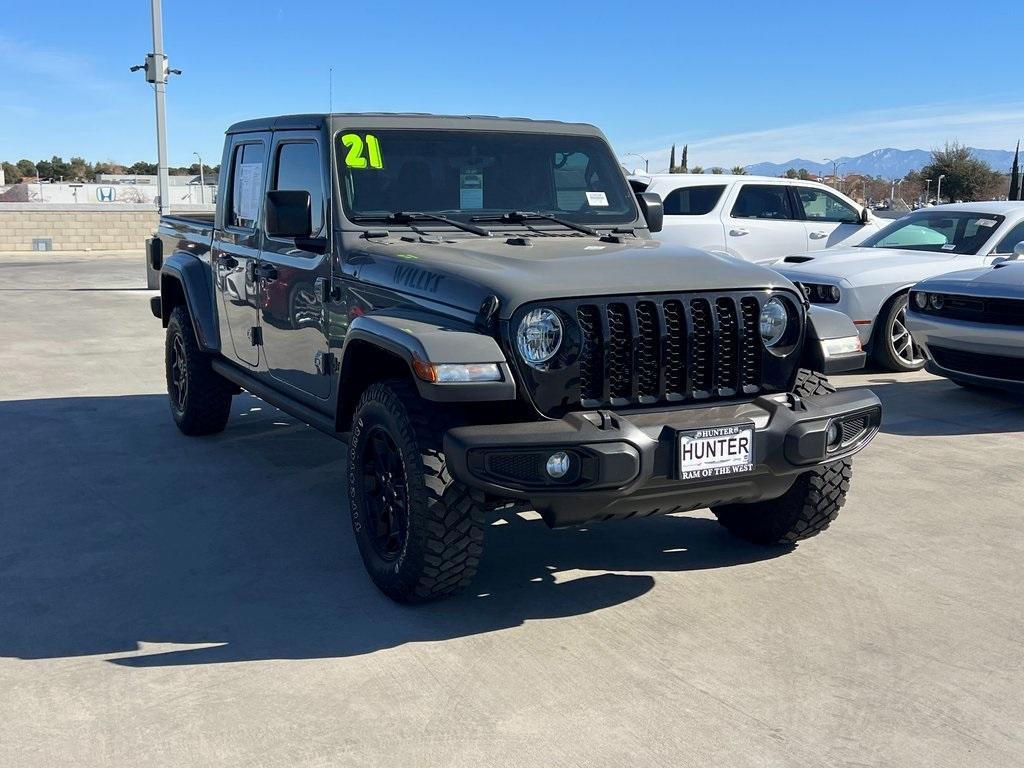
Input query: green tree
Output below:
<box><xmin>690</xmin><ymin>165</ymin><xmax>704</xmax><ymax>174</ymax></box>
<box><xmin>710</xmin><ymin>167</ymin><xmax>725</xmax><ymax>174</ymax></box>
<box><xmin>16</xmin><ymin>159</ymin><xmax>36</xmax><ymax>178</ymax></box>
<box><xmin>128</xmin><ymin>161</ymin><xmax>158</xmax><ymax>175</ymax></box>
<box><xmin>2</xmin><ymin>161</ymin><xmax>23</xmax><ymax>183</ymax></box>
<box><xmin>1009</xmin><ymin>141</ymin><xmax>1020</xmax><ymax>201</ymax></box>
<box><xmin>921</xmin><ymin>142</ymin><xmax>1002</xmax><ymax>202</ymax></box>
<box><xmin>68</xmin><ymin>156</ymin><xmax>91</xmax><ymax>181</ymax></box>
<box><xmin>680</xmin><ymin>144</ymin><xmax>688</xmax><ymax>173</ymax></box>
<box><xmin>797</xmin><ymin>168</ymin><xmax>813</xmax><ymax>181</ymax></box>
<box><xmin>669</xmin><ymin>144</ymin><xmax>676</xmax><ymax>173</ymax></box>
<box><xmin>784</xmin><ymin>168</ymin><xmax>798</xmax><ymax>179</ymax></box>
<box><xmin>731</xmin><ymin>166</ymin><xmax>747</xmax><ymax>175</ymax></box>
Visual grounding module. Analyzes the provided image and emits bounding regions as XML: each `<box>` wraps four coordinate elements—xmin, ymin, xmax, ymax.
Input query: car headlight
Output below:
<box><xmin>759</xmin><ymin>297</ymin><xmax>789</xmax><ymax>347</ymax></box>
<box><xmin>798</xmin><ymin>282</ymin><xmax>841</xmax><ymax>304</ymax></box>
<box><xmin>912</xmin><ymin>291</ymin><xmax>928</xmax><ymax>309</ymax></box>
<box><xmin>516</xmin><ymin>308</ymin><xmax>562</xmax><ymax>368</ymax></box>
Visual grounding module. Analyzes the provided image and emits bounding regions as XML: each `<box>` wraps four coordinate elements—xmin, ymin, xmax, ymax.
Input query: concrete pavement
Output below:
<box><xmin>1</xmin><ymin>253</ymin><xmax>1022</xmax><ymax>767</ymax></box>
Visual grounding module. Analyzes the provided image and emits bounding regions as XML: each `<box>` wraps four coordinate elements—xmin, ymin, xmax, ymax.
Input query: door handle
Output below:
<box><xmin>809</xmin><ymin>231</ymin><xmax>828</xmax><ymax>239</ymax></box>
<box><xmin>216</xmin><ymin>254</ymin><xmax>238</xmax><ymax>268</ymax></box>
<box><xmin>256</xmin><ymin>263</ymin><xmax>278</xmax><ymax>281</ymax></box>
<box><xmin>729</xmin><ymin>228</ymin><xmax>749</xmax><ymax>236</ymax></box>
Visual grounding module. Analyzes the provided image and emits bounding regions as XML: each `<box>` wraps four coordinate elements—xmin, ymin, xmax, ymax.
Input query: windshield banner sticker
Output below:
<box><xmin>460</xmin><ymin>168</ymin><xmax>484</xmax><ymax>209</ymax></box>
<box><xmin>585</xmin><ymin>191</ymin><xmax>609</xmax><ymax>207</ymax></box>
<box><xmin>341</xmin><ymin>133</ymin><xmax>384</xmax><ymax>169</ymax></box>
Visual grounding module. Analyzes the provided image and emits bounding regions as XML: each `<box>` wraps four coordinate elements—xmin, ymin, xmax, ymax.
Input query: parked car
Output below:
<box><xmin>774</xmin><ymin>202</ymin><xmax>1024</xmax><ymax>372</ymax></box>
<box><xmin>907</xmin><ymin>249</ymin><xmax>1024</xmax><ymax>393</ymax></box>
<box><xmin>629</xmin><ymin>174</ymin><xmax>883</xmax><ymax>264</ymax></box>
<box><xmin>149</xmin><ymin>112</ymin><xmax>881</xmax><ymax>602</ymax></box>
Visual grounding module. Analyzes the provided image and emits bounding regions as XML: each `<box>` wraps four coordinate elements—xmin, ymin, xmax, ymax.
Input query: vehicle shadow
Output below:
<box><xmin>837</xmin><ymin>374</ymin><xmax>1024</xmax><ymax>436</ymax></box>
<box><xmin>0</xmin><ymin>394</ymin><xmax>787</xmax><ymax>667</ymax></box>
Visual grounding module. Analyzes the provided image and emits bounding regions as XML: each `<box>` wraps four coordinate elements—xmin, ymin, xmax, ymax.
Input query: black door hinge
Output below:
<box><xmin>315</xmin><ymin>351</ymin><xmax>336</xmax><ymax>375</ymax></box>
<box><xmin>248</xmin><ymin>326</ymin><xmax>263</xmax><ymax>346</ymax></box>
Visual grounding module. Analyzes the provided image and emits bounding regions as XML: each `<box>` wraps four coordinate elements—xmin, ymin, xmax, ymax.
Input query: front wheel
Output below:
<box><xmin>348</xmin><ymin>379</ymin><xmax>485</xmax><ymax>603</ymax></box>
<box><xmin>873</xmin><ymin>293</ymin><xmax>925</xmax><ymax>372</ymax></box>
<box><xmin>711</xmin><ymin>369</ymin><xmax>852</xmax><ymax>544</ymax></box>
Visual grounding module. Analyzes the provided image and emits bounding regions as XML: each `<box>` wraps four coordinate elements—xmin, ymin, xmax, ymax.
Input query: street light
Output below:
<box><xmin>193</xmin><ymin>151</ymin><xmax>204</xmax><ymax>204</ymax></box>
<box><xmin>824</xmin><ymin>158</ymin><xmax>845</xmax><ymax>190</ymax></box>
<box><xmin>625</xmin><ymin>152</ymin><xmax>649</xmax><ymax>173</ymax></box>
<box><xmin>30</xmin><ymin>161</ymin><xmax>43</xmax><ymax>202</ymax></box>
<box><xmin>936</xmin><ymin>174</ymin><xmax>946</xmax><ymax>204</ymax></box>
<box><xmin>925</xmin><ymin>178</ymin><xmax>932</xmax><ymax>205</ymax></box>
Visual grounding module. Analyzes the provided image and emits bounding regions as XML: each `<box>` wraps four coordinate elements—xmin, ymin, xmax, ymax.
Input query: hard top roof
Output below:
<box><xmin>226</xmin><ymin>113</ymin><xmax>604</xmax><ymax>137</ymax></box>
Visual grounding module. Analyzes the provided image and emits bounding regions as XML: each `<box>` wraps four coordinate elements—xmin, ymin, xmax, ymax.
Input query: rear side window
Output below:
<box><xmin>731</xmin><ymin>184</ymin><xmax>794</xmax><ymax>220</ymax></box>
<box><xmin>795</xmin><ymin>187</ymin><xmax>860</xmax><ymax>223</ymax></box>
<box><xmin>274</xmin><ymin>142</ymin><xmax>325</xmax><ymax>236</ymax></box>
<box><xmin>229</xmin><ymin>142</ymin><xmax>265</xmax><ymax>229</ymax></box>
<box><xmin>662</xmin><ymin>185</ymin><xmax>725</xmax><ymax>216</ymax></box>
<box><xmin>994</xmin><ymin>220</ymin><xmax>1024</xmax><ymax>254</ymax></box>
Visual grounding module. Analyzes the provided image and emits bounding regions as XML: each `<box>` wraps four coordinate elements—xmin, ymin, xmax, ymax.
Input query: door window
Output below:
<box><xmin>795</xmin><ymin>187</ymin><xmax>860</xmax><ymax>223</ymax></box>
<box><xmin>731</xmin><ymin>185</ymin><xmax>794</xmax><ymax>220</ymax></box>
<box><xmin>994</xmin><ymin>220</ymin><xmax>1024</xmax><ymax>254</ymax></box>
<box><xmin>273</xmin><ymin>142</ymin><xmax>325</xmax><ymax>236</ymax></box>
<box><xmin>662</xmin><ymin>185</ymin><xmax>725</xmax><ymax>215</ymax></box>
<box><xmin>229</xmin><ymin>142</ymin><xmax>265</xmax><ymax>229</ymax></box>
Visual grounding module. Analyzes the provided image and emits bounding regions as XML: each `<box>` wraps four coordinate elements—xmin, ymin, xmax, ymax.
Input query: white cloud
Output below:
<box><xmin>615</xmin><ymin>101</ymin><xmax>1024</xmax><ymax>172</ymax></box>
<box><xmin>0</xmin><ymin>34</ymin><xmax>121</xmax><ymax>97</ymax></box>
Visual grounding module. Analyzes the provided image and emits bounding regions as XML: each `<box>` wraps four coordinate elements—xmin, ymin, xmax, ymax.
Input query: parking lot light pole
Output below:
<box><xmin>925</xmin><ymin>178</ymin><xmax>932</xmax><ymax>204</ymax></box>
<box><xmin>936</xmin><ymin>174</ymin><xmax>946</xmax><ymax>204</ymax></box>
<box><xmin>193</xmin><ymin>151</ymin><xmax>204</xmax><ymax>204</ymax></box>
<box><xmin>625</xmin><ymin>152</ymin><xmax>649</xmax><ymax>173</ymax></box>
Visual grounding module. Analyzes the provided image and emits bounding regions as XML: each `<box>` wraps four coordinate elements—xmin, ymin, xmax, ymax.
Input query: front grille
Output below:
<box><xmin>922</xmin><ymin>294</ymin><xmax>1024</xmax><ymax>326</ymax></box>
<box><xmin>930</xmin><ymin>345</ymin><xmax>1024</xmax><ymax>382</ymax></box>
<box><xmin>575</xmin><ymin>292</ymin><xmax>769</xmax><ymax>409</ymax></box>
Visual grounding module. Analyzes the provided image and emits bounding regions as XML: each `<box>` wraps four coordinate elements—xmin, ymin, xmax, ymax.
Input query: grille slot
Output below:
<box><xmin>841</xmin><ymin>416</ymin><xmax>868</xmax><ymax>445</ymax></box>
<box><xmin>571</xmin><ymin>292</ymin><xmax>769</xmax><ymax>411</ymax></box>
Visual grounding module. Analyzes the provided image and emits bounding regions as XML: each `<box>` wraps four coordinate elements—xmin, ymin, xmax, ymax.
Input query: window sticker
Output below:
<box><xmin>460</xmin><ymin>168</ymin><xmax>484</xmax><ymax>209</ymax></box>
<box><xmin>341</xmin><ymin>133</ymin><xmax>384</xmax><ymax>169</ymax></box>
<box><xmin>941</xmin><ymin>243</ymin><xmax>956</xmax><ymax>250</ymax></box>
<box><xmin>977</xmin><ymin>218</ymin><xmax>997</xmax><ymax>227</ymax></box>
<box><xmin>236</xmin><ymin>162</ymin><xmax>263</xmax><ymax>223</ymax></box>
<box><xmin>585</xmin><ymin>191</ymin><xmax>609</xmax><ymax>207</ymax></box>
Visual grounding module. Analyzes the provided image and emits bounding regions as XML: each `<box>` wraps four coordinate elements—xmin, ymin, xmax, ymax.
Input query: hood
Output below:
<box><xmin>774</xmin><ymin>245</ymin><xmax>962</xmax><ymax>284</ymax></box>
<box><xmin>351</xmin><ymin>234</ymin><xmax>798</xmax><ymax>318</ymax></box>
<box><xmin>915</xmin><ymin>261</ymin><xmax>1024</xmax><ymax>299</ymax></box>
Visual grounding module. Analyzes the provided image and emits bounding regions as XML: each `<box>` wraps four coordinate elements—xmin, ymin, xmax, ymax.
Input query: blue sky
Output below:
<box><xmin>2</xmin><ymin>0</ymin><xmax>1022</xmax><ymax>171</ymax></box>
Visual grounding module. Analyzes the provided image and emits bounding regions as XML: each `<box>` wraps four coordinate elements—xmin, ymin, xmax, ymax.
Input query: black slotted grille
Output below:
<box><xmin>571</xmin><ymin>292</ymin><xmax>769</xmax><ymax>411</ymax></box>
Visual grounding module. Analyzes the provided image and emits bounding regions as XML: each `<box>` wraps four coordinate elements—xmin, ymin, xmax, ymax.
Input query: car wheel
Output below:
<box><xmin>165</xmin><ymin>306</ymin><xmax>234</xmax><ymax>435</ymax></box>
<box><xmin>872</xmin><ymin>293</ymin><xmax>925</xmax><ymax>372</ymax></box>
<box><xmin>348</xmin><ymin>379</ymin><xmax>485</xmax><ymax>602</ymax></box>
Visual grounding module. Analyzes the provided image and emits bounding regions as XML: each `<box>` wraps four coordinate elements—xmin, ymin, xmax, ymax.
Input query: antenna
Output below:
<box><xmin>329</xmin><ymin>67</ymin><xmax>333</xmax><ymax>114</ymax></box>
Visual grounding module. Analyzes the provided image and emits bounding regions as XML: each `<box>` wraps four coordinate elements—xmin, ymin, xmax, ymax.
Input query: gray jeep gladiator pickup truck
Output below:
<box><xmin>149</xmin><ymin>113</ymin><xmax>881</xmax><ymax>602</ymax></box>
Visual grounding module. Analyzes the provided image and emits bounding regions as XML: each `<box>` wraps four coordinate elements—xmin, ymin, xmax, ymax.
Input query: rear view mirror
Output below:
<box><xmin>637</xmin><ymin>192</ymin><xmax>664</xmax><ymax>233</ymax></box>
<box><xmin>266</xmin><ymin>190</ymin><xmax>312</xmax><ymax>238</ymax></box>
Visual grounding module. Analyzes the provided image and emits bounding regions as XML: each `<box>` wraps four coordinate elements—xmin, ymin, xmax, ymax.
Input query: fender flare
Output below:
<box><xmin>160</xmin><ymin>253</ymin><xmax>220</xmax><ymax>353</ymax></box>
<box><xmin>802</xmin><ymin>305</ymin><xmax>866</xmax><ymax>375</ymax></box>
<box><xmin>340</xmin><ymin>310</ymin><xmax>516</xmax><ymax>403</ymax></box>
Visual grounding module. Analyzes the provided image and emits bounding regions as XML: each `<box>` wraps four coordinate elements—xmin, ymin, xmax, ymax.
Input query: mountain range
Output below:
<box><xmin>745</xmin><ymin>147</ymin><xmax>1016</xmax><ymax>178</ymax></box>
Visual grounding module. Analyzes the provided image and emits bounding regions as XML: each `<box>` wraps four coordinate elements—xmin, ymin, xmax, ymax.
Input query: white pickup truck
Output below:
<box><xmin>629</xmin><ymin>174</ymin><xmax>884</xmax><ymax>264</ymax></box>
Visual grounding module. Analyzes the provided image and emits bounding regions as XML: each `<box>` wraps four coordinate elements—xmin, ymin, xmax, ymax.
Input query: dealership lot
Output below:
<box><xmin>1</xmin><ymin>253</ymin><xmax>1022</xmax><ymax>767</ymax></box>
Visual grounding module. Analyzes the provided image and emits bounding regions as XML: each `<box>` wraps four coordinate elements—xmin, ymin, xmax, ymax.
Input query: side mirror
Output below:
<box><xmin>1014</xmin><ymin>241</ymin><xmax>1024</xmax><ymax>261</ymax></box>
<box><xmin>637</xmin><ymin>191</ymin><xmax>664</xmax><ymax>233</ymax></box>
<box><xmin>265</xmin><ymin>190</ymin><xmax>312</xmax><ymax>238</ymax></box>
<box><xmin>860</xmin><ymin>207</ymin><xmax>871</xmax><ymax>225</ymax></box>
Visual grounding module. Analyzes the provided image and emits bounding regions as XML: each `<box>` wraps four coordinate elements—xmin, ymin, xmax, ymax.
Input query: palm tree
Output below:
<box><xmin>690</xmin><ymin>165</ymin><xmax>704</xmax><ymax>174</ymax></box>
<box><xmin>731</xmin><ymin>166</ymin><xmax>747</xmax><ymax>175</ymax></box>
<box><xmin>710</xmin><ymin>167</ymin><xmax>725</xmax><ymax>175</ymax></box>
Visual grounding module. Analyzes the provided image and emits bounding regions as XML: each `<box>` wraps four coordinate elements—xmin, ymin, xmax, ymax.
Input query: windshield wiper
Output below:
<box><xmin>352</xmin><ymin>211</ymin><xmax>491</xmax><ymax>237</ymax></box>
<box><xmin>472</xmin><ymin>210</ymin><xmax>598</xmax><ymax>237</ymax></box>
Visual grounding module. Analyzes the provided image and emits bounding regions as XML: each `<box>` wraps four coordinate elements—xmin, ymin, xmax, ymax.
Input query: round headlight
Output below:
<box><xmin>516</xmin><ymin>308</ymin><xmax>562</xmax><ymax>367</ymax></box>
<box><xmin>913</xmin><ymin>291</ymin><xmax>928</xmax><ymax>309</ymax></box>
<box><xmin>930</xmin><ymin>294</ymin><xmax>944</xmax><ymax>310</ymax></box>
<box><xmin>759</xmin><ymin>297</ymin><xmax>789</xmax><ymax>347</ymax></box>
<box><xmin>828</xmin><ymin>285</ymin><xmax>841</xmax><ymax>302</ymax></box>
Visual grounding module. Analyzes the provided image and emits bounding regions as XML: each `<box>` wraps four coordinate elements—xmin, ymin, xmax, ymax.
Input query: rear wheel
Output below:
<box><xmin>348</xmin><ymin>379</ymin><xmax>485</xmax><ymax>602</ymax></box>
<box><xmin>165</xmin><ymin>306</ymin><xmax>234</xmax><ymax>435</ymax></box>
<box><xmin>873</xmin><ymin>293</ymin><xmax>925</xmax><ymax>372</ymax></box>
<box><xmin>711</xmin><ymin>369</ymin><xmax>853</xmax><ymax>545</ymax></box>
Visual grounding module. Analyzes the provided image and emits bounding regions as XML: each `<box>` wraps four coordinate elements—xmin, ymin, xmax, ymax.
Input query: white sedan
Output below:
<box><xmin>774</xmin><ymin>201</ymin><xmax>1024</xmax><ymax>371</ymax></box>
<box><xmin>630</xmin><ymin>174</ymin><xmax>884</xmax><ymax>264</ymax></box>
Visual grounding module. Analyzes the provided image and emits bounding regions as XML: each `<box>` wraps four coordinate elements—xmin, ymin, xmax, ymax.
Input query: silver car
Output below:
<box><xmin>907</xmin><ymin>255</ymin><xmax>1024</xmax><ymax>394</ymax></box>
<box><xmin>774</xmin><ymin>202</ymin><xmax>1024</xmax><ymax>372</ymax></box>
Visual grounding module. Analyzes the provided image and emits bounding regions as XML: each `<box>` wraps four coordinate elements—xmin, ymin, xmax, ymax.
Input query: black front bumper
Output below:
<box><xmin>444</xmin><ymin>389</ymin><xmax>881</xmax><ymax>527</ymax></box>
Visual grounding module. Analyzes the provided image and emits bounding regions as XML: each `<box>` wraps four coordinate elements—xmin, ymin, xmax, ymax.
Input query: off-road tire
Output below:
<box><xmin>348</xmin><ymin>378</ymin><xmax>485</xmax><ymax>603</ymax></box>
<box><xmin>711</xmin><ymin>369</ymin><xmax>853</xmax><ymax>545</ymax></box>
<box><xmin>872</xmin><ymin>293</ymin><xmax>925</xmax><ymax>372</ymax></box>
<box><xmin>165</xmin><ymin>306</ymin><xmax>234</xmax><ymax>436</ymax></box>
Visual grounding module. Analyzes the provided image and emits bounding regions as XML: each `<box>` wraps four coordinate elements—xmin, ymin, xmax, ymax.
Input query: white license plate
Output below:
<box><xmin>678</xmin><ymin>424</ymin><xmax>755</xmax><ymax>480</ymax></box>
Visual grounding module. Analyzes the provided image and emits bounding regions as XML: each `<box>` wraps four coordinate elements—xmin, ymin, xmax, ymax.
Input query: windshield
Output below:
<box><xmin>859</xmin><ymin>211</ymin><xmax>1004</xmax><ymax>255</ymax></box>
<box><xmin>336</xmin><ymin>129</ymin><xmax>638</xmax><ymax>226</ymax></box>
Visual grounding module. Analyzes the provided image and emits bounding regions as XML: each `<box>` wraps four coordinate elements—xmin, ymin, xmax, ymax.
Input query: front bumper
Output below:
<box><xmin>444</xmin><ymin>389</ymin><xmax>882</xmax><ymax>527</ymax></box>
<box><xmin>908</xmin><ymin>311</ymin><xmax>1024</xmax><ymax>393</ymax></box>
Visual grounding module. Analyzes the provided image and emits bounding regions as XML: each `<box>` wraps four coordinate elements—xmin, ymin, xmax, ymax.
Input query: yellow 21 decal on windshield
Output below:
<box><xmin>341</xmin><ymin>133</ymin><xmax>384</xmax><ymax>169</ymax></box>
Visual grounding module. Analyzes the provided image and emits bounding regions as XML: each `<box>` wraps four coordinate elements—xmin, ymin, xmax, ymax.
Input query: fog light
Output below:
<box><xmin>546</xmin><ymin>451</ymin><xmax>571</xmax><ymax>479</ymax></box>
<box><xmin>825</xmin><ymin>421</ymin><xmax>842</xmax><ymax>451</ymax></box>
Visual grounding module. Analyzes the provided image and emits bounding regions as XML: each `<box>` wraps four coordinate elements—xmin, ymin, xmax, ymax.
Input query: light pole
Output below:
<box><xmin>33</xmin><ymin>162</ymin><xmax>43</xmax><ymax>202</ymax></box>
<box><xmin>925</xmin><ymin>178</ymin><xmax>932</xmax><ymax>204</ymax></box>
<box><xmin>131</xmin><ymin>0</ymin><xmax>181</xmax><ymax>216</ymax></box>
<box><xmin>936</xmin><ymin>174</ymin><xmax>946</xmax><ymax>204</ymax></box>
<box><xmin>193</xmin><ymin>151</ymin><xmax>204</xmax><ymax>204</ymax></box>
<box><xmin>824</xmin><ymin>158</ymin><xmax>845</xmax><ymax>190</ymax></box>
<box><xmin>625</xmin><ymin>152</ymin><xmax>649</xmax><ymax>173</ymax></box>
